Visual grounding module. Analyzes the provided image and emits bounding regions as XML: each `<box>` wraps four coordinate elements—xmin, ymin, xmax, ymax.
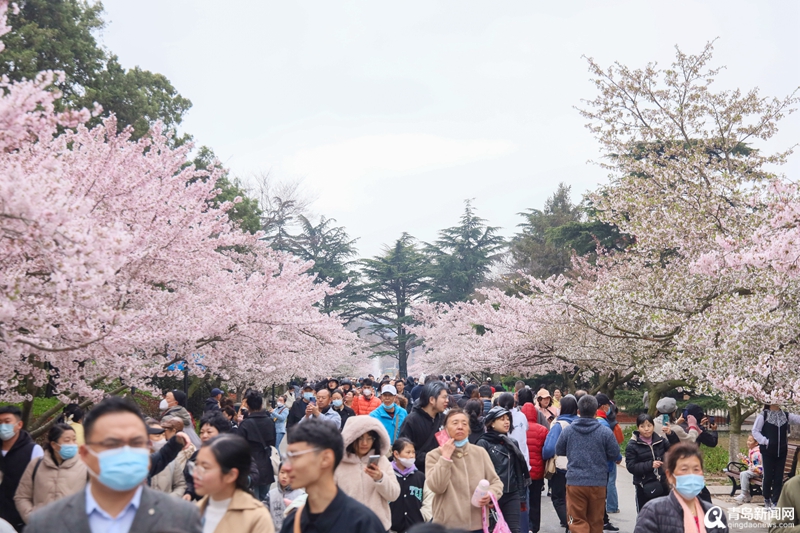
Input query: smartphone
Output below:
<box><xmin>368</xmin><ymin>455</ymin><xmax>381</xmax><ymax>466</ymax></box>
<box><xmin>710</xmin><ymin>416</ymin><xmax>716</xmax><ymax>424</ymax></box>
<box><xmin>682</xmin><ymin>409</ymin><xmax>689</xmax><ymax>420</ymax></box>
<box><xmin>662</xmin><ymin>414</ymin><xmax>669</xmax><ymax>425</ymax></box>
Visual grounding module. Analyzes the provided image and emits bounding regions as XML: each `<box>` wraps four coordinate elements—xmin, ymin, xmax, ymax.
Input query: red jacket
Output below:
<box><xmin>521</xmin><ymin>403</ymin><xmax>549</xmax><ymax>480</ymax></box>
<box><xmin>351</xmin><ymin>394</ymin><xmax>382</xmax><ymax>416</ymax></box>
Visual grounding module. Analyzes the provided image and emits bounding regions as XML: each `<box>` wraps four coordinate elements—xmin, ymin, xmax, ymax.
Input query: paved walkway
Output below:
<box><xmin>534</xmin><ymin>465</ymin><xmax>770</xmax><ymax>533</ymax></box>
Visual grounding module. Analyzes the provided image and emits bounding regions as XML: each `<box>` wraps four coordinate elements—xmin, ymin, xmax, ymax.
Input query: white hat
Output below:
<box><xmin>381</xmin><ymin>384</ymin><xmax>397</xmax><ymax>396</ymax></box>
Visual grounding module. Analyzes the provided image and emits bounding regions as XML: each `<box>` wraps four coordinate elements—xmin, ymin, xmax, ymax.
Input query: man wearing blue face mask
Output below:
<box><xmin>24</xmin><ymin>397</ymin><xmax>201</xmax><ymax>533</ymax></box>
<box><xmin>0</xmin><ymin>406</ymin><xmax>44</xmax><ymax>531</ymax></box>
<box><xmin>287</xmin><ymin>383</ymin><xmax>316</xmax><ymax>430</ymax></box>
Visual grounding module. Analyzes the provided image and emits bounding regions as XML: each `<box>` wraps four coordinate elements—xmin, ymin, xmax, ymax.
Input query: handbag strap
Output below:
<box><xmin>293</xmin><ymin>504</ymin><xmax>304</xmax><ymax>533</ymax></box>
<box><xmin>489</xmin><ymin>491</ymin><xmax>505</xmax><ymax>523</ymax></box>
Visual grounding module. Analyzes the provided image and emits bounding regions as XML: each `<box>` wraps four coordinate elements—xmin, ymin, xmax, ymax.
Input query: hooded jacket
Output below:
<box><xmin>335</xmin><ymin>416</ymin><xmax>401</xmax><ymax>530</ymax></box>
<box><xmin>14</xmin><ymin>451</ymin><xmax>88</xmax><ymax>523</ymax></box>
<box><xmin>370</xmin><ymin>403</ymin><xmax>408</xmax><ymax>445</ymax></box>
<box><xmin>203</xmin><ymin>397</ymin><xmax>220</xmax><ymax>413</ymax></box>
<box><xmin>398</xmin><ymin>405</ymin><xmax>445</xmax><ymax>473</ymax></box>
<box><xmin>542</xmin><ymin>413</ymin><xmax>577</xmax><ymax>463</ymax></box>
<box><xmin>520</xmin><ymin>403</ymin><xmax>549</xmax><ymax>480</ymax></box>
<box><xmin>555</xmin><ymin>416</ymin><xmax>621</xmax><ymax>487</ymax></box>
<box><xmin>264</xmin><ymin>484</ymin><xmax>304</xmax><ymax>530</ymax></box>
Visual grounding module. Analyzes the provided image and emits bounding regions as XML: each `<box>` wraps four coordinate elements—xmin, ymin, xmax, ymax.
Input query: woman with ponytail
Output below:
<box><xmin>193</xmin><ymin>434</ymin><xmax>274</xmax><ymax>533</ymax></box>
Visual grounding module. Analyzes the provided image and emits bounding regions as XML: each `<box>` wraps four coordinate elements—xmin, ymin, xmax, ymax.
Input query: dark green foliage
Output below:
<box><xmin>0</xmin><ymin>0</ymin><xmax>191</xmax><ymax>141</ymax></box>
<box><xmin>282</xmin><ymin>215</ymin><xmax>363</xmax><ymax>318</ymax></box>
<box><xmin>191</xmin><ymin>147</ymin><xmax>263</xmax><ymax>235</ymax></box>
<box><xmin>359</xmin><ymin>234</ymin><xmax>430</xmax><ymax>377</ymax></box>
<box><xmin>426</xmin><ymin>200</ymin><xmax>505</xmax><ymax>303</ymax></box>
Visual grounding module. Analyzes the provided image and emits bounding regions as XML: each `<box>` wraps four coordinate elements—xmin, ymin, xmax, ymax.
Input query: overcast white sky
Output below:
<box><xmin>102</xmin><ymin>1</ymin><xmax>800</xmax><ymax>257</ymax></box>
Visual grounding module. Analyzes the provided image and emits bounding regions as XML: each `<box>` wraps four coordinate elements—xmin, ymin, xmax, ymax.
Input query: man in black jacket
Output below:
<box><xmin>236</xmin><ymin>391</ymin><xmax>276</xmax><ymax>500</ymax></box>
<box><xmin>280</xmin><ymin>419</ymin><xmax>383</xmax><ymax>533</ymax></box>
<box><xmin>0</xmin><ymin>406</ymin><xmax>43</xmax><ymax>531</ymax></box>
<box><xmin>398</xmin><ymin>381</ymin><xmax>448</xmax><ymax>473</ymax></box>
<box><xmin>203</xmin><ymin>388</ymin><xmax>223</xmax><ymax>413</ymax></box>
<box><xmin>287</xmin><ymin>383</ymin><xmax>315</xmax><ymax>430</ymax></box>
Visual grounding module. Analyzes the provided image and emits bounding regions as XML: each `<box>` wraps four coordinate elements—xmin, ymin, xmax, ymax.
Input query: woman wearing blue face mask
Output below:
<box><xmin>14</xmin><ymin>424</ymin><xmax>87</xmax><ymax>524</ymax></box>
<box><xmin>426</xmin><ymin>408</ymin><xmax>503</xmax><ymax>533</ymax></box>
<box><xmin>331</xmin><ymin>388</ymin><xmax>355</xmax><ymax>430</ymax></box>
<box><xmin>633</xmin><ymin>442</ymin><xmax>728</xmax><ymax>533</ymax></box>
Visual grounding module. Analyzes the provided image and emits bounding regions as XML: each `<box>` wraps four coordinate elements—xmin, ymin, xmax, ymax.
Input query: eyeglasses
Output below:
<box><xmin>357</xmin><ymin>434</ymin><xmax>375</xmax><ymax>443</ymax></box>
<box><xmin>186</xmin><ymin>461</ymin><xmax>217</xmax><ymax>480</ymax></box>
<box><xmin>285</xmin><ymin>447</ymin><xmax>321</xmax><ymax>463</ymax></box>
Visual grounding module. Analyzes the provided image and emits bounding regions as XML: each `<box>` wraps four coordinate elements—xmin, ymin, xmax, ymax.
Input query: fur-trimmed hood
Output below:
<box><xmin>341</xmin><ymin>415</ymin><xmax>391</xmax><ymax>458</ymax></box>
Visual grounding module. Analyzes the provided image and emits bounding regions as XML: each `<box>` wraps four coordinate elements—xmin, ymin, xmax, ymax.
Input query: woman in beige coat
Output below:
<box><xmin>14</xmin><ymin>423</ymin><xmax>87</xmax><ymax>523</ymax></box>
<box><xmin>335</xmin><ymin>415</ymin><xmax>401</xmax><ymax>530</ymax></box>
<box><xmin>193</xmin><ymin>434</ymin><xmax>274</xmax><ymax>533</ymax></box>
<box><xmin>425</xmin><ymin>408</ymin><xmax>503</xmax><ymax>532</ymax></box>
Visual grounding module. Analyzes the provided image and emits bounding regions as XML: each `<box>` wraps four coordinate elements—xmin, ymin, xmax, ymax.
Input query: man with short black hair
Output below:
<box><xmin>288</xmin><ymin>383</ymin><xmax>316</xmax><ymax>429</ymax></box>
<box><xmin>351</xmin><ymin>378</ymin><xmax>381</xmax><ymax>416</ymax></box>
<box><xmin>556</xmin><ymin>395</ymin><xmax>621</xmax><ymax>533</ymax></box>
<box><xmin>236</xmin><ymin>391</ymin><xmax>276</xmax><ymax>500</ymax></box>
<box><xmin>25</xmin><ymin>397</ymin><xmax>201</xmax><ymax>533</ymax></box>
<box><xmin>479</xmin><ymin>385</ymin><xmax>493</xmax><ymax>415</ymax></box>
<box><xmin>398</xmin><ymin>381</ymin><xmax>448</xmax><ymax>473</ymax></box>
<box><xmin>281</xmin><ymin>420</ymin><xmax>383</xmax><ymax>532</ymax></box>
<box><xmin>0</xmin><ymin>406</ymin><xmax>43</xmax><ymax>531</ymax></box>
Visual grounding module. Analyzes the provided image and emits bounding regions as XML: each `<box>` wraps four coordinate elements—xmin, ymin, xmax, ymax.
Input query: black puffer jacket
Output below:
<box><xmin>625</xmin><ymin>430</ymin><xmax>678</xmax><ymax>485</ymax></box>
<box><xmin>634</xmin><ymin>491</ymin><xmax>728</xmax><ymax>533</ymax></box>
<box><xmin>235</xmin><ymin>411</ymin><xmax>276</xmax><ymax>485</ymax></box>
<box><xmin>476</xmin><ymin>430</ymin><xmax>531</xmax><ymax>494</ymax></box>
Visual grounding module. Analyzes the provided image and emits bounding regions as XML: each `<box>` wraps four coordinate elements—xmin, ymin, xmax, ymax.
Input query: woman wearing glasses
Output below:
<box><xmin>193</xmin><ymin>434</ymin><xmax>274</xmax><ymax>532</ymax></box>
<box><xmin>335</xmin><ymin>416</ymin><xmax>400</xmax><ymax>531</ymax></box>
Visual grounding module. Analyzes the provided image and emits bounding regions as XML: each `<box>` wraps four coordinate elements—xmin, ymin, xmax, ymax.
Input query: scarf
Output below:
<box><xmin>765</xmin><ymin>409</ymin><xmax>788</xmax><ymax>427</ymax></box>
<box><xmin>481</xmin><ymin>430</ymin><xmax>530</xmax><ymax>475</ymax></box>
<box><xmin>392</xmin><ymin>460</ymin><xmax>416</xmax><ymax>476</ymax></box>
<box><xmin>675</xmin><ymin>492</ymin><xmax>707</xmax><ymax>533</ymax></box>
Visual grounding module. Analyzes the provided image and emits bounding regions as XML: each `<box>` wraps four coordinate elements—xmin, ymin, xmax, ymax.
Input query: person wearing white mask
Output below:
<box><xmin>389</xmin><ymin>438</ymin><xmax>425</xmax><ymax>533</ymax></box>
<box><xmin>160</xmin><ymin>390</ymin><xmax>202</xmax><ymax>448</ymax></box>
<box><xmin>0</xmin><ymin>405</ymin><xmax>44</xmax><ymax>530</ymax></box>
<box><xmin>351</xmin><ymin>378</ymin><xmax>381</xmax><ymax>416</ymax></box>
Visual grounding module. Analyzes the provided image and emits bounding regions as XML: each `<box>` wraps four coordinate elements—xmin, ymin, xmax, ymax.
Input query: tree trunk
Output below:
<box><xmin>645</xmin><ymin>380</ymin><xmax>688</xmax><ymax>417</ymax></box>
<box><xmin>728</xmin><ymin>402</ymin><xmax>759</xmax><ymax>461</ymax></box>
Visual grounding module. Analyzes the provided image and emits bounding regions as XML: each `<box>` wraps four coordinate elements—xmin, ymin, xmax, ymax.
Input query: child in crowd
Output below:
<box><xmin>735</xmin><ymin>434</ymin><xmax>763</xmax><ymax>503</ymax></box>
<box><xmin>263</xmin><ymin>462</ymin><xmax>305</xmax><ymax>530</ymax></box>
<box><xmin>389</xmin><ymin>438</ymin><xmax>426</xmax><ymax>533</ymax></box>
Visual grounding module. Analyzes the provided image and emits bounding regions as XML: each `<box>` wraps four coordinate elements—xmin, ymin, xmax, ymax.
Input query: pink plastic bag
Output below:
<box><xmin>481</xmin><ymin>492</ymin><xmax>512</xmax><ymax>533</ymax></box>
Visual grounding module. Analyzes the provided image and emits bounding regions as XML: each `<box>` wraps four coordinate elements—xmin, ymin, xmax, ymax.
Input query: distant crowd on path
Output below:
<box><xmin>2</xmin><ymin>373</ymin><xmax>800</xmax><ymax>533</ymax></box>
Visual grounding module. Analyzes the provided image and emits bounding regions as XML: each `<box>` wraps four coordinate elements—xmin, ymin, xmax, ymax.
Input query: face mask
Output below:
<box><xmin>0</xmin><ymin>423</ymin><xmax>17</xmax><ymax>441</ymax></box>
<box><xmin>87</xmin><ymin>446</ymin><xmax>150</xmax><ymax>492</ymax></box>
<box><xmin>151</xmin><ymin>439</ymin><xmax>167</xmax><ymax>451</ymax></box>
<box><xmin>159</xmin><ymin>399</ymin><xmax>169</xmax><ymax>410</ymax></box>
<box><xmin>674</xmin><ymin>473</ymin><xmax>705</xmax><ymax>499</ymax></box>
<box><xmin>455</xmin><ymin>438</ymin><xmax>469</xmax><ymax>448</ymax></box>
<box><xmin>384</xmin><ymin>403</ymin><xmax>395</xmax><ymax>411</ymax></box>
<box><xmin>59</xmin><ymin>444</ymin><xmax>78</xmax><ymax>460</ymax></box>
<box><xmin>363</xmin><ymin>389</ymin><xmax>373</xmax><ymax>398</ymax></box>
<box><xmin>303</xmin><ymin>393</ymin><xmax>315</xmax><ymax>401</ymax></box>
<box><xmin>397</xmin><ymin>457</ymin><xmax>415</xmax><ymax>469</ymax></box>
<box><xmin>277</xmin><ymin>402</ymin><xmax>285</xmax><ymax>407</ymax></box>
<box><xmin>332</xmin><ymin>399</ymin><xmax>343</xmax><ymax>408</ymax></box>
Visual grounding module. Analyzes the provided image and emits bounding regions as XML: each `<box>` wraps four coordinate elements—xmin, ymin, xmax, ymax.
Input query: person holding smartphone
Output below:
<box><xmin>334</xmin><ymin>416</ymin><xmax>400</xmax><ymax>531</ymax></box>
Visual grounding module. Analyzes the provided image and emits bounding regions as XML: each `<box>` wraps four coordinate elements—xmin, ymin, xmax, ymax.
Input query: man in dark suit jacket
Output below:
<box><xmin>25</xmin><ymin>397</ymin><xmax>201</xmax><ymax>533</ymax></box>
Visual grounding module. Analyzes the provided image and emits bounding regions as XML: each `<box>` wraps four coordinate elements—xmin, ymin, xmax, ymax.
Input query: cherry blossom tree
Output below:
<box><xmin>0</xmin><ymin>1</ymin><xmax>361</xmax><ymax>428</ymax></box>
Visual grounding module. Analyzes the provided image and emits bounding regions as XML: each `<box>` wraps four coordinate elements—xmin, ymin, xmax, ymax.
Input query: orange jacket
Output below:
<box><xmin>351</xmin><ymin>394</ymin><xmax>382</xmax><ymax>416</ymax></box>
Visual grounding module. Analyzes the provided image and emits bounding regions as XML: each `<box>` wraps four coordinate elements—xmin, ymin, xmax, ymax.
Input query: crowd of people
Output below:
<box><xmin>0</xmin><ymin>373</ymin><xmax>799</xmax><ymax>533</ymax></box>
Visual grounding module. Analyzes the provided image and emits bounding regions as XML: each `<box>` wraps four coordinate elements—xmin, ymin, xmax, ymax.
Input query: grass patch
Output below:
<box><xmin>0</xmin><ymin>397</ymin><xmax>61</xmax><ymax>422</ymax></box>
